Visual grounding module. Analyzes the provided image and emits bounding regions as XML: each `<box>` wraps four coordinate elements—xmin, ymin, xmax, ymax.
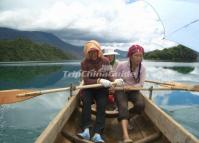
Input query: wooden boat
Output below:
<box><xmin>35</xmin><ymin>87</ymin><xmax>199</xmax><ymax>143</ymax></box>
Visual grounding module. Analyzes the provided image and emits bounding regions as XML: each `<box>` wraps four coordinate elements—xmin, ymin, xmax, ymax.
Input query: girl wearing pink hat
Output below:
<box><xmin>115</xmin><ymin>44</ymin><xmax>146</xmax><ymax>143</ymax></box>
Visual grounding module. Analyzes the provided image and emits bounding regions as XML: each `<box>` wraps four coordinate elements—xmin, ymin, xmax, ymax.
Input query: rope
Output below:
<box><xmin>142</xmin><ymin>0</ymin><xmax>166</xmax><ymax>39</ymax></box>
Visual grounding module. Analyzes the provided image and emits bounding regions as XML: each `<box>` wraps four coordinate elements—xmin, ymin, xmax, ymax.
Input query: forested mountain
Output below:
<box><xmin>0</xmin><ymin>38</ymin><xmax>73</xmax><ymax>61</ymax></box>
<box><xmin>0</xmin><ymin>27</ymin><xmax>83</xmax><ymax>58</ymax></box>
<box><xmin>144</xmin><ymin>45</ymin><xmax>198</xmax><ymax>62</ymax></box>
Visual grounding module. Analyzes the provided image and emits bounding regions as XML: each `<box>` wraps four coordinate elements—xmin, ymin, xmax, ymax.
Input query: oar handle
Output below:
<box><xmin>75</xmin><ymin>82</ymin><xmax>117</xmax><ymax>90</ymax></box>
<box><xmin>17</xmin><ymin>82</ymin><xmax>117</xmax><ymax>97</ymax></box>
<box><xmin>17</xmin><ymin>87</ymin><xmax>71</xmax><ymax>97</ymax></box>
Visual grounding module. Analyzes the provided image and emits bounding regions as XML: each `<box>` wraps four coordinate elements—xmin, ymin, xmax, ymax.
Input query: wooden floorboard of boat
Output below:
<box><xmin>134</xmin><ymin>114</ymin><xmax>157</xmax><ymax>137</ymax></box>
<box><xmin>55</xmin><ymin>109</ymin><xmax>164</xmax><ymax>143</ymax></box>
<box><xmin>128</xmin><ymin>117</ymin><xmax>144</xmax><ymax>141</ymax></box>
<box><xmin>55</xmin><ymin>133</ymin><xmax>71</xmax><ymax>143</ymax></box>
<box><xmin>151</xmin><ymin>134</ymin><xmax>170</xmax><ymax>143</ymax></box>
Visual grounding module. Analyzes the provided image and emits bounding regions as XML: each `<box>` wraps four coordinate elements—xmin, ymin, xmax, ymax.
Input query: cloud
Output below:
<box><xmin>0</xmin><ymin>0</ymin><xmax>177</xmax><ymax>51</ymax></box>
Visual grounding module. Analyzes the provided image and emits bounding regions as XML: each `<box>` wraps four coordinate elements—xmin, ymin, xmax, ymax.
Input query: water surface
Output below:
<box><xmin>0</xmin><ymin>60</ymin><xmax>198</xmax><ymax>142</ymax></box>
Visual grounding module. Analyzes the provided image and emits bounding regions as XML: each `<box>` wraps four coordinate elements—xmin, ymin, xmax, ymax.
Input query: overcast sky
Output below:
<box><xmin>0</xmin><ymin>0</ymin><xmax>194</xmax><ymax>51</ymax></box>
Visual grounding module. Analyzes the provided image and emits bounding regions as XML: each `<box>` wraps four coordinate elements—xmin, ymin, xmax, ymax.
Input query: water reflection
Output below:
<box><xmin>153</xmin><ymin>90</ymin><xmax>199</xmax><ymax>138</ymax></box>
<box><xmin>0</xmin><ymin>66</ymin><xmax>62</xmax><ymax>89</ymax></box>
<box><xmin>0</xmin><ymin>61</ymin><xmax>199</xmax><ymax>142</ymax></box>
<box><xmin>0</xmin><ymin>65</ymin><xmax>80</xmax><ymax>90</ymax></box>
<box><xmin>163</xmin><ymin>66</ymin><xmax>195</xmax><ymax>74</ymax></box>
<box><xmin>154</xmin><ymin>91</ymin><xmax>199</xmax><ymax>106</ymax></box>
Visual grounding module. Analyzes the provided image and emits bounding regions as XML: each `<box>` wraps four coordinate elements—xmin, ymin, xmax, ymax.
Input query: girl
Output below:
<box><xmin>115</xmin><ymin>44</ymin><xmax>146</xmax><ymax>143</ymax></box>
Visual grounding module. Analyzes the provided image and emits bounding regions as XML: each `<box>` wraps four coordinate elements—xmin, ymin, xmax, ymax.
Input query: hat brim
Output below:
<box><xmin>103</xmin><ymin>52</ymin><xmax>119</xmax><ymax>55</ymax></box>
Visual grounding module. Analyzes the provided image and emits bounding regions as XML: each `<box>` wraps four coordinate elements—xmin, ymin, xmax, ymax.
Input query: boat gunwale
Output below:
<box><xmin>143</xmin><ymin>94</ymin><xmax>199</xmax><ymax>143</ymax></box>
<box><xmin>35</xmin><ymin>89</ymin><xmax>80</xmax><ymax>143</ymax></box>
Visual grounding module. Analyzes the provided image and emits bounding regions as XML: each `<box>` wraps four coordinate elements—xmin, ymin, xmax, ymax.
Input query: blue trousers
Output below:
<box><xmin>81</xmin><ymin>88</ymin><xmax>108</xmax><ymax>134</ymax></box>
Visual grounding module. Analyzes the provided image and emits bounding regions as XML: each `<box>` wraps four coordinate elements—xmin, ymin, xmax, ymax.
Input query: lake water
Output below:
<box><xmin>0</xmin><ymin>60</ymin><xmax>199</xmax><ymax>143</ymax></box>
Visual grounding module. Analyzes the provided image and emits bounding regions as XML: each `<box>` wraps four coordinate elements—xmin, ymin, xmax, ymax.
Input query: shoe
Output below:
<box><xmin>77</xmin><ymin>128</ymin><xmax>90</xmax><ymax>140</ymax></box>
<box><xmin>91</xmin><ymin>133</ymin><xmax>105</xmax><ymax>143</ymax></box>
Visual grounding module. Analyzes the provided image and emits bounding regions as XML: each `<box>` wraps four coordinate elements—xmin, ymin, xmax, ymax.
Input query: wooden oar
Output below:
<box><xmin>0</xmin><ymin>83</ymin><xmax>116</xmax><ymax>105</ymax></box>
<box><xmin>1</xmin><ymin>82</ymin><xmax>199</xmax><ymax>104</ymax></box>
<box><xmin>145</xmin><ymin>80</ymin><xmax>199</xmax><ymax>91</ymax></box>
<box><xmin>0</xmin><ymin>89</ymin><xmax>36</xmax><ymax>105</ymax></box>
<box><xmin>115</xmin><ymin>86</ymin><xmax>199</xmax><ymax>92</ymax></box>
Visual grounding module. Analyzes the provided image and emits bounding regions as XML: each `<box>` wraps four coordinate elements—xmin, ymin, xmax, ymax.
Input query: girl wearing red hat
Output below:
<box><xmin>115</xmin><ymin>44</ymin><xmax>146</xmax><ymax>143</ymax></box>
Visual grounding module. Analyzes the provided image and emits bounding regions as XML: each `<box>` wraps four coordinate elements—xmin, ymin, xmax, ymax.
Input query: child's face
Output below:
<box><xmin>88</xmin><ymin>50</ymin><xmax>98</xmax><ymax>60</ymax></box>
<box><xmin>105</xmin><ymin>55</ymin><xmax>115</xmax><ymax>62</ymax></box>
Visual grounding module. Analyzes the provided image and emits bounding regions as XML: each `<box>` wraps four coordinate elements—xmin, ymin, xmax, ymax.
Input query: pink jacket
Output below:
<box><xmin>115</xmin><ymin>61</ymin><xmax>146</xmax><ymax>87</ymax></box>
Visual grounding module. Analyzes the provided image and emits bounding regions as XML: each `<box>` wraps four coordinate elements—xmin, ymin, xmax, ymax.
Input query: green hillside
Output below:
<box><xmin>0</xmin><ymin>27</ymin><xmax>83</xmax><ymax>59</ymax></box>
<box><xmin>144</xmin><ymin>45</ymin><xmax>198</xmax><ymax>62</ymax></box>
<box><xmin>0</xmin><ymin>38</ymin><xmax>73</xmax><ymax>61</ymax></box>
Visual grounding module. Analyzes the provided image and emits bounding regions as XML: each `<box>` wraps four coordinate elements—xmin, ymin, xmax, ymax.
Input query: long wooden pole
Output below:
<box><xmin>1</xmin><ymin>81</ymin><xmax>199</xmax><ymax>104</ymax></box>
<box><xmin>145</xmin><ymin>80</ymin><xmax>199</xmax><ymax>91</ymax></box>
<box><xmin>17</xmin><ymin>83</ymin><xmax>117</xmax><ymax>97</ymax></box>
<box><xmin>0</xmin><ymin>83</ymin><xmax>115</xmax><ymax>104</ymax></box>
<box><xmin>115</xmin><ymin>86</ymin><xmax>198</xmax><ymax>91</ymax></box>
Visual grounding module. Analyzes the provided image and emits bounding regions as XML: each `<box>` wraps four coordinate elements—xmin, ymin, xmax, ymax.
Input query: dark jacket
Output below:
<box><xmin>81</xmin><ymin>57</ymin><xmax>114</xmax><ymax>85</ymax></box>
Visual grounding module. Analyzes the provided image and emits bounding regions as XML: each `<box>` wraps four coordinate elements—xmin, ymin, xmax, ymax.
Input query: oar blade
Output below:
<box><xmin>166</xmin><ymin>81</ymin><xmax>190</xmax><ymax>88</ymax></box>
<box><xmin>160</xmin><ymin>83</ymin><xmax>199</xmax><ymax>92</ymax></box>
<box><xmin>160</xmin><ymin>82</ymin><xmax>190</xmax><ymax>89</ymax></box>
<box><xmin>146</xmin><ymin>80</ymin><xmax>191</xmax><ymax>88</ymax></box>
<box><xmin>191</xmin><ymin>85</ymin><xmax>199</xmax><ymax>92</ymax></box>
<box><xmin>0</xmin><ymin>89</ymin><xmax>35</xmax><ymax>104</ymax></box>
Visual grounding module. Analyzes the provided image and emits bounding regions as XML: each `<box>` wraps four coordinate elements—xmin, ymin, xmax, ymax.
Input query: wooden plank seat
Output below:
<box><xmin>79</xmin><ymin>101</ymin><xmax>134</xmax><ymax>118</ymax></box>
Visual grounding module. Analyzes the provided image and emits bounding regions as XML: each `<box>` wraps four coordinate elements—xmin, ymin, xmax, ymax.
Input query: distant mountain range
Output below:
<box><xmin>115</xmin><ymin>49</ymin><xmax>127</xmax><ymax>59</ymax></box>
<box><xmin>0</xmin><ymin>27</ymin><xmax>127</xmax><ymax>60</ymax></box>
<box><xmin>0</xmin><ymin>27</ymin><xmax>83</xmax><ymax>58</ymax></box>
<box><xmin>0</xmin><ymin>27</ymin><xmax>198</xmax><ymax>62</ymax></box>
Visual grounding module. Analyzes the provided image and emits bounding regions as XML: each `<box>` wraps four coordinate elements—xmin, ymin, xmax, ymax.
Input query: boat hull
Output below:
<box><xmin>35</xmin><ymin>89</ymin><xmax>199</xmax><ymax>143</ymax></box>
